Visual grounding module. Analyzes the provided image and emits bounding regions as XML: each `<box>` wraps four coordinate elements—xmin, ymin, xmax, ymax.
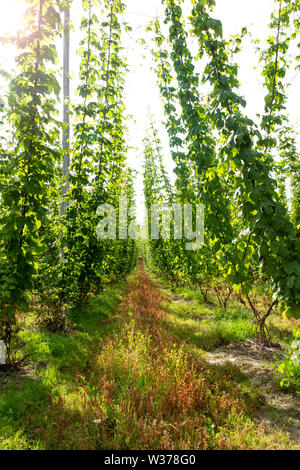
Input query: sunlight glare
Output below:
<box><xmin>0</xmin><ymin>0</ymin><xmax>27</xmax><ymax>37</ymax></box>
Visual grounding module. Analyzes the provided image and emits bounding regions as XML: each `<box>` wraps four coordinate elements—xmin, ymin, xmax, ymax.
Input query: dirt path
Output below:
<box><xmin>204</xmin><ymin>343</ymin><xmax>300</xmax><ymax>444</ymax></box>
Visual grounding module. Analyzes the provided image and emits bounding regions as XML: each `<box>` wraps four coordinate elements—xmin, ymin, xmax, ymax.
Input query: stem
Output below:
<box><xmin>264</xmin><ymin>2</ymin><xmax>283</xmax><ymax>153</ymax></box>
<box><xmin>60</xmin><ymin>5</ymin><xmax>71</xmax><ymax>219</ymax></box>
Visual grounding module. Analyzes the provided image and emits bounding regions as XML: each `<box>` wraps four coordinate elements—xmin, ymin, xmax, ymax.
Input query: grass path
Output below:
<box><xmin>0</xmin><ymin>260</ymin><xmax>297</xmax><ymax>449</ymax></box>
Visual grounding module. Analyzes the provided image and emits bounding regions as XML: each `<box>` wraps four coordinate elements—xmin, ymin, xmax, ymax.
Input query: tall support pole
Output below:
<box><xmin>60</xmin><ymin>6</ymin><xmax>70</xmax><ymax>219</ymax></box>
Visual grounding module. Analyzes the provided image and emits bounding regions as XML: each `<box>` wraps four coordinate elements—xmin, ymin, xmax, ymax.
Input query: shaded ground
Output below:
<box><xmin>204</xmin><ymin>342</ymin><xmax>300</xmax><ymax>444</ymax></box>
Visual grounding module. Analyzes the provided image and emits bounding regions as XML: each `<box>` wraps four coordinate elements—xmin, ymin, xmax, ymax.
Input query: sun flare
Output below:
<box><xmin>0</xmin><ymin>0</ymin><xmax>27</xmax><ymax>37</ymax></box>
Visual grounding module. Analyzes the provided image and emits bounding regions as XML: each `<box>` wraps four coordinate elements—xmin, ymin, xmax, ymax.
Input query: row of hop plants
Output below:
<box><xmin>0</xmin><ymin>0</ymin><xmax>137</xmax><ymax>362</ymax></box>
<box><xmin>143</xmin><ymin>0</ymin><xmax>300</xmax><ymax>343</ymax></box>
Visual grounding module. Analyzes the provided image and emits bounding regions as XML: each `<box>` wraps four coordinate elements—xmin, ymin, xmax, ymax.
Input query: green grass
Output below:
<box><xmin>162</xmin><ymin>294</ymin><xmax>254</xmax><ymax>351</ymax></box>
<box><xmin>0</xmin><ymin>282</ymin><xmax>125</xmax><ymax>450</ymax></box>
<box><xmin>157</xmin><ymin>280</ymin><xmax>299</xmax><ymax>351</ymax></box>
<box><xmin>0</xmin><ymin>266</ymin><xmax>298</xmax><ymax>450</ymax></box>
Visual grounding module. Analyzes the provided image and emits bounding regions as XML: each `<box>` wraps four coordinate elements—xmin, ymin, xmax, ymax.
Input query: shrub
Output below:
<box><xmin>278</xmin><ymin>329</ymin><xmax>300</xmax><ymax>393</ymax></box>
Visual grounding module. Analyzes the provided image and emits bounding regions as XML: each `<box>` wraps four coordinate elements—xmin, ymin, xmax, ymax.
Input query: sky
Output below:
<box><xmin>0</xmin><ymin>0</ymin><xmax>299</xmax><ymax>223</ymax></box>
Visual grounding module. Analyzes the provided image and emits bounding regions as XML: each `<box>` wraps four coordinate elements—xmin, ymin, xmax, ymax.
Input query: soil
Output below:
<box><xmin>203</xmin><ymin>341</ymin><xmax>300</xmax><ymax>444</ymax></box>
<box><xmin>0</xmin><ymin>360</ymin><xmax>48</xmax><ymax>390</ymax></box>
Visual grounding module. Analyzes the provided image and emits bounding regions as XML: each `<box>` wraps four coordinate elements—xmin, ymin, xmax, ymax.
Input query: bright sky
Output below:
<box><xmin>0</xmin><ymin>0</ymin><xmax>299</xmax><ymax>223</ymax></box>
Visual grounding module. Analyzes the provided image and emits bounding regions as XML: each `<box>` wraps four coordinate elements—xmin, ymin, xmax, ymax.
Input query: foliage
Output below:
<box><xmin>144</xmin><ymin>0</ymin><xmax>300</xmax><ymax>343</ymax></box>
<box><xmin>279</xmin><ymin>328</ymin><xmax>300</xmax><ymax>392</ymax></box>
<box><xmin>0</xmin><ymin>0</ymin><xmax>137</xmax><ymax>360</ymax></box>
<box><xmin>0</xmin><ymin>0</ymin><xmax>62</xmax><ymax>358</ymax></box>
<box><xmin>55</xmin><ymin>0</ymin><xmax>137</xmax><ymax>308</ymax></box>
<box><xmin>259</xmin><ymin>0</ymin><xmax>300</xmax><ymax>223</ymax></box>
<box><xmin>191</xmin><ymin>0</ymin><xmax>300</xmax><ymax>314</ymax></box>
